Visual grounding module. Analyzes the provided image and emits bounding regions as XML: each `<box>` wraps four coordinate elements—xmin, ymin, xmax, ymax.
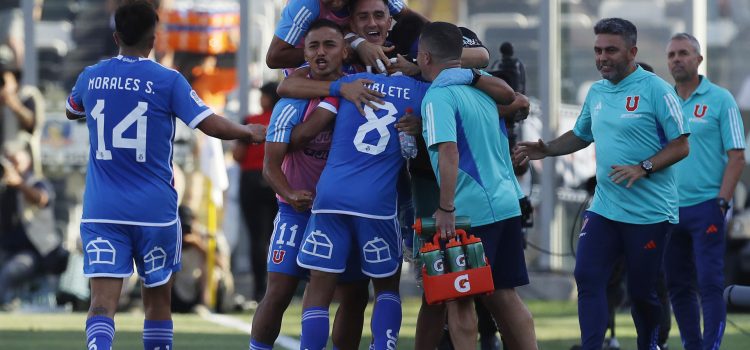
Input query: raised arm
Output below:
<box><xmin>266</xmin><ymin>36</ymin><xmax>305</xmax><ymax>69</ymax></box>
<box><xmin>461</xmin><ymin>47</ymin><xmax>490</xmax><ymax>69</ymax></box>
<box><xmin>514</xmin><ymin>130</ymin><xmax>592</xmax><ymax>166</ymax></box>
<box><xmin>197</xmin><ymin>114</ymin><xmax>266</xmax><ymax>142</ymax></box>
<box><xmin>498</xmin><ymin>92</ymin><xmax>530</xmax><ymax>121</ymax></box>
<box><xmin>430</xmin><ymin>68</ymin><xmax>516</xmax><ymax>106</ymax></box>
<box><xmin>473</xmin><ymin>73</ymin><xmax>517</xmax><ymax>106</ymax></box>
<box><xmin>278</xmin><ymin>74</ymin><xmax>384</xmax><ymax>115</ymax></box>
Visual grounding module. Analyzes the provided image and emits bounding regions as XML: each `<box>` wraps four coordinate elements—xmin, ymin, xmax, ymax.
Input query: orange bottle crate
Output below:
<box><xmin>421</xmin><ymin>230</ymin><xmax>495</xmax><ymax>305</ymax></box>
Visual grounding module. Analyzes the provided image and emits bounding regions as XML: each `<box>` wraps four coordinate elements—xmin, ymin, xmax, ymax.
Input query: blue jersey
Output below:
<box><xmin>674</xmin><ymin>76</ymin><xmax>746</xmax><ymax>207</ymax></box>
<box><xmin>67</xmin><ymin>56</ymin><xmax>212</xmax><ymax>226</ymax></box>
<box><xmin>573</xmin><ymin>66</ymin><xmax>690</xmax><ymax>224</ymax></box>
<box><xmin>313</xmin><ymin>73</ymin><xmax>430</xmax><ymax>218</ymax></box>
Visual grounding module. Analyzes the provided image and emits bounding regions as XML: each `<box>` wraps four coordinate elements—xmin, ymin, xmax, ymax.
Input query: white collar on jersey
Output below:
<box><xmin>115</xmin><ymin>55</ymin><xmax>150</xmax><ymax>62</ymax></box>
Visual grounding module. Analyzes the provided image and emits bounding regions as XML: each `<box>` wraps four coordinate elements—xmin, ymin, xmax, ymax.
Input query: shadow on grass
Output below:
<box><xmin>0</xmin><ymin>330</ymin><xmax>250</xmax><ymax>350</ymax></box>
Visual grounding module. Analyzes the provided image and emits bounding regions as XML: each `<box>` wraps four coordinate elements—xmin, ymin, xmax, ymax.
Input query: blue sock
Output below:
<box><xmin>300</xmin><ymin>307</ymin><xmax>329</xmax><ymax>350</ymax></box>
<box><xmin>143</xmin><ymin>320</ymin><xmax>173</xmax><ymax>350</ymax></box>
<box><xmin>371</xmin><ymin>292</ymin><xmax>402</xmax><ymax>350</ymax></box>
<box><xmin>86</xmin><ymin>316</ymin><xmax>115</xmax><ymax>350</ymax></box>
<box><xmin>249</xmin><ymin>338</ymin><xmax>273</xmax><ymax>350</ymax></box>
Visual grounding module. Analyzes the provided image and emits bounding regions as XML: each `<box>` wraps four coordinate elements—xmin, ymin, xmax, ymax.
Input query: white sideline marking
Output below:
<box><xmin>196</xmin><ymin>307</ymin><xmax>301</xmax><ymax>350</ymax></box>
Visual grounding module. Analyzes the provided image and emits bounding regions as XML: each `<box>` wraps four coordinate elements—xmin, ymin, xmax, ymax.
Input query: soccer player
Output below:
<box><xmin>65</xmin><ymin>2</ymin><xmax>265</xmax><ymax>350</ymax></box>
<box><xmin>515</xmin><ymin>18</ymin><xmax>690</xmax><ymax>350</ymax></box>
<box><xmin>416</xmin><ymin>22</ymin><xmax>536</xmax><ymax>350</ymax></box>
<box><xmin>665</xmin><ymin>33</ymin><xmax>745</xmax><ymax>350</ymax></box>
<box><xmin>250</xmin><ymin>19</ymin><xmax>369</xmax><ymax>350</ymax></box>
<box><xmin>268</xmin><ymin>0</ymin><xmax>426</xmax><ymax>73</ymax></box>
<box><xmin>292</xmin><ymin>71</ymin><xmax>428</xmax><ymax>349</ymax></box>
<box><xmin>285</xmin><ymin>31</ymin><xmax>519</xmax><ymax>350</ymax></box>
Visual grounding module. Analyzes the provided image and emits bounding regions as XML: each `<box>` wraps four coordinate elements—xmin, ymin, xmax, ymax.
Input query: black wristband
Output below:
<box><xmin>470</xmin><ymin>68</ymin><xmax>482</xmax><ymax>86</ymax></box>
<box><xmin>438</xmin><ymin>205</ymin><xmax>456</xmax><ymax>213</ymax></box>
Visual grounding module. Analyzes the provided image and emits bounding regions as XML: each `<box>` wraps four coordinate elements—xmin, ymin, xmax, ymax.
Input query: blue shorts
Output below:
<box><xmin>81</xmin><ymin>222</ymin><xmax>181</xmax><ymax>288</ymax></box>
<box><xmin>471</xmin><ymin>216</ymin><xmax>529</xmax><ymax>289</ymax></box>
<box><xmin>297</xmin><ymin>213</ymin><xmax>402</xmax><ymax>278</ymax></box>
<box><xmin>267</xmin><ymin>203</ymin><xmax>311</xmax><ymax>278</ymax></box>
<box><xmin>268</xmin><ymin>203</ymin><xmax>367</xmax><ymax>282</ymax></box>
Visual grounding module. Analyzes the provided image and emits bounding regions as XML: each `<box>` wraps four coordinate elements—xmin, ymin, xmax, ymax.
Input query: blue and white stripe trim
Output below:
<box><xmin>143</xmin><ymin>328</ymin><xmax>174</xmax><ymax>341</ymax></box>
<box><xmin>301</xmin><ymin>308</ymin><xmax>329</xmax><ymax>322</ymax></box>
<box><xmin>86</xmin><ymin>323</ymin><xmax>115</xmax><ymax>339</ymax></box>
<box><xmin>376</xmin><ymin>292</ymin><xmax>401</xmax><ymax>305</ymax></box>
<box><xmin>271</xmin><ymin>104</ymin><xmax>298</xmax><ymax>143</ymax></box>
<box><xmin>388</xmin><ymin>0</ymin><xmax>405</xmax><ymax>13</ymax></box>
<box><xmin>424</xmin><ymin>102</ymin><xmax>437</xmax><ymax>146</ymax></box>
<box><xmin>728</xmin><ymin>107</ymin><xmax>745</xmax><ymax>149</ymax></box>
<box><xmin>664</xmin><ymin>93</ymin><xmax>686</xmax><ymax>134</ymax></box>
<box><xmin>284</xmin><ymin>6</ymin><xmax>313</xmax><ymax>46</ymax></box>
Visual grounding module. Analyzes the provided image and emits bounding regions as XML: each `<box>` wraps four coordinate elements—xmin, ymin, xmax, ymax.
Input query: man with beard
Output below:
<box><xmin>515</xmin><ymin>18</ymin><xmax>690</xmax><ymax>350</ymax></box>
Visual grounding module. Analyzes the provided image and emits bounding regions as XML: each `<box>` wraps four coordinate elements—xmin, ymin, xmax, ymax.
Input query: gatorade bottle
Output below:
<box><xmin>413</xmin><ymin>216</ymin><xmax>471</xmax><ymax>238</ymax></box>
<box><xmin>420</xmin><ymin>241</ymin><xmax>445</xmax><ymax>276</ymax></box>
<box><xmin>445</xmin><ymin>238</ymin><xmax>466</xmax><ymax>272</ymax></box>
<box><xmin>463</xmin><ymin>234</ymin><xmax>486</xmax><ymax>268</ymax></box>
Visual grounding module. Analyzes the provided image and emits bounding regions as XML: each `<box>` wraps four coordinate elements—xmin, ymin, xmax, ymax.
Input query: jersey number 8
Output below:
<box><xmin>354</xmin><ymin>101</ymin><xmax>398</xmax><ymax>156</ymax></box>
<box><xmin>91</xmin><ymin>99</ymin><xmax>148</xmax><ymax>162</ymax></box>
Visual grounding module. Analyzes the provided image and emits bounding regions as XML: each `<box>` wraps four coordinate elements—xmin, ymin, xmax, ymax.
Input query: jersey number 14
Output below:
<box><xmin>91</xmin><ymin>99</ymin><xmax>148</xmax><ymax>162</ymax></box>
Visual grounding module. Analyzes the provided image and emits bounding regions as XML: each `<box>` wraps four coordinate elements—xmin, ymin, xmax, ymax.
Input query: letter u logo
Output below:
<box><xmin>694</xmin><ymin>104</ymin><xmax>708</xmax><ymax>118</ymax></box>
<box><xmin>272</xmin><ymin>250</ymin><xmax>285</xmax><ymax>264</ymax></box>
<box><xmin>625</xmin><ymin>96</ymin><xmax>640</xmax><ymax>112</ymax></box>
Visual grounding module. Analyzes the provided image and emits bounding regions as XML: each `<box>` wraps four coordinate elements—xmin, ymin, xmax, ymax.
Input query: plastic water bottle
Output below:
<box><xmin>445</xmin><ymin>238</ymin><xmax>466</xmax><ymax>272</ymax></box>
<box><xmin>399</xmin><ymin>107</ymin><xmax>418</xmax><ymax>159</ymax></box>
<box><xmin>420</xmin><ymin>241</ymin><xmax>445</xmax><ymax>276</ymax></box>
<box><xmin>463</xmin><ymin>234</ymin><xmax>486</xmax><ymax>268</ymax></box>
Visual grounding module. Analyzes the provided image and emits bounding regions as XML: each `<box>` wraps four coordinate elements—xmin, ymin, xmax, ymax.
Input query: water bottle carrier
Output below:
<box><xmin>421</xmin><ymin>229</ymin><xmax>494</xmax><ymax>305</ymax></box>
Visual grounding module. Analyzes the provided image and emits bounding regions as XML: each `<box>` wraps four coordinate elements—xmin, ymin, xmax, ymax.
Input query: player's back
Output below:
<box><xmin>70</xmin><ymin>56</ymin><xmax>211</xmax><ymax>226</ymax></box>
<box><xmin>313</xmin><ymin>73</ymin><xmax>429</xmax><ymax>218</ymax></box>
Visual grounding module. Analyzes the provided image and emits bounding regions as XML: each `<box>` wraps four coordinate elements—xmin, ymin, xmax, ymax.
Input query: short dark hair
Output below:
<box><xmin>419</xmin><ymin>22</ymin><xmax>462</xmax><ymax>62</ymax></box>
<box><xmin>306</xmin><ymin>19</ymin><xmax>345</xmax><ymax>38</ymax></box>
<box><xmin>260</xmin><ymin>82</ymin><xmax>280</xmax><ymax>106</ymax></box>
<box><xmin>389</xmin><ymin>15</ymin><xmax>425</xmax><ymax>57</ymax></box>
<box><xmin>594</xmin><ymin>18</ymin><xmax>637</xmax><ymax>48</ymax></box>
<box><xmin>115</xmin><ymin>0</ymin><xmax>159</xmax><ymax>47</ymax></box>
<box><xmin>350</xmin><ymin>0</ymin><xmax>389</xmax><ymax>13</ymax></box>
<box><xmin>637</xmin><ymin>61</ymin><xmax>654</xmax><ymax>73</ymax></box>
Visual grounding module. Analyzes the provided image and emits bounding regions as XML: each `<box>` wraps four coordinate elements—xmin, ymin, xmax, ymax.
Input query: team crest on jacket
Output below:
<box><xmin>694</xmin><ymin>104</ymin><xmax>708</xmax><ymax>118</ymax></box>
<box><xmin>625</xmin><ymin>96</ymin><xmax>640</xmax><ymax>112</ymax></box>
<box><xmin>272</xmin><ymin>250</ymin><xmax>286</xmax><ymax>264</ymax></box>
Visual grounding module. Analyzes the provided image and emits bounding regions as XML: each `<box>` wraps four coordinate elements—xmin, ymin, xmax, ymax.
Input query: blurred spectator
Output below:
<box><xmin>0</xmin><ymin>1</ymin><xmax>24</xmax><ymax>70</ymax></box>
<box><xmin>0</xmin><ymin>140</ymin><xmax>65</xmax><ymax>309</ymax></box>
<box><xmin>1</xmin><ymin>43</ymin><xmax>44</xmax><ymax>173</ymax></box>
<box><xmin>172</xmin><ymin>205</ymin><xmax>237</xmax><ymax>313</ymax></box>
<box><xmin>490</xmin><ymin>42</ymin><xmax>526</xmax><ymax>95</ymax></box>
<box><xmin>232</xmin><ymin>82</ymin><xmax>279</xmax><ymax>301</ymax></box>
<box><xmin>172</xmin><ymin>205</ymin><xmax>207</xmax><ymax>313</ymax></box>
